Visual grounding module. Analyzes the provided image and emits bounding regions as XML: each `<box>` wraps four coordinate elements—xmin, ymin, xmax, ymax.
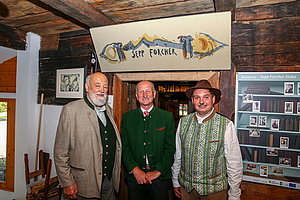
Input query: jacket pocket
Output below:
<box><xmin>70</xmin><ymin>165</ymin><xmax>85</xmax><ymax>171</ymax></box>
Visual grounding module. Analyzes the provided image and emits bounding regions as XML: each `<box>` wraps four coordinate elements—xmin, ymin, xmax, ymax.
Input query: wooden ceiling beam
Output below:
<box><xmin>39</xmin><ymin>0</ymin><xmax>117</xmax><ymax>27</ymax></box>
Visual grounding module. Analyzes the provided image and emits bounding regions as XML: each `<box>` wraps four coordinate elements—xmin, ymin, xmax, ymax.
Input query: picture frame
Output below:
<box><xmin>56</xmin><ymin>67</ymin><xmax>87</xmax><ymax>98</ymax></box>
<box><xmin>249</xmin><ymin>115</ymin><xmax>258</xmax><ymax>127</ymax></box>
<box><xmin>249</xmin><ymin>129</ymin><xmax>260</xmax><ymax>137</ymax></box>
<box><xmin>298</xmin><ymin>156</ymin><xmax>300</xmax><ymax>167</ymax></box>
<box><xmin>280</xmin><ymin>137</ymin><xmax>289</xmax><ymax>149</ymax></box>
<box><xmin>259</xmin><ymin>116</ymin><xmax>267</xmax><ymax>127</ymax></box>
<box><xmin>284</xmin><ymin>82</ymin><xmax>294</xmax><ymax>95</ymax></box>
<box><xmin>284</xmin><ymin>102</ymin><xmax>293</xmax><ymax>113</ymax></box>
<box><xmin>243</xmin><ymin>94</ymin><xmax>253</xmax><ymax>103</ymax></box>
<box><xmin>246</xmin><ymin>164</ymin><xmax>257</xmax><ymax>172</ymax></box>
<box><xmin>260</xmin><ymin>165</ymin><xmax>268</xmax><ymax>177</ymax></box>
<box><xmin>298</xmin><ymin>82</ymin><xmax>300</xmax><ymax>96</ymax></box>
<box><xmin>271</xmin><ymin>119</ymin><xmax>280</xmax><ymax>130</ymax></box>
<box><xmin>297</xmin><ymin>102</ymin><xmax>300</xmax><ymax>114</ymax></box>
<box><xmin>266</xmin><ymin>148</ymin><xmax>278</xmax><ymax>156</ymax></box>
<box><xmin>272</xmin><ymin>167</ymin><xmax>283</xmax><ymax>175</ymax></box>
<box><xmin>279</xmin><ymin>157</ymin><xmax>291</xmax><ymax>166</ymax></box>
<box><xmin>252</xmin><ymin>101</ymin><xmax>260</xmax><ymax>112</ymax></box>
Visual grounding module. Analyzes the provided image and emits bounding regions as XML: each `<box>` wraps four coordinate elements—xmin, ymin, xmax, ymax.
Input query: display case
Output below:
<box><xmin>235</xmin><ymin>72</ymin><xmax>300</xmax><ymax>189</ymax></box>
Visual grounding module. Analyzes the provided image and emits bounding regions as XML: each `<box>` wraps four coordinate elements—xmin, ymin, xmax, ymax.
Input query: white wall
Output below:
<box><xmin>0</xmin><ymin>32</ymin><xmax>63</xmax><ymax>200</ymax></box>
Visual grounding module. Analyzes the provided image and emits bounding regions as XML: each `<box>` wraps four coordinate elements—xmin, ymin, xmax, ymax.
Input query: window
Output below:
<box><xmin>179</xmin><ymin>103</ymin><xmax>188</xmax><ymax>116</ymax></box>
<box><xmin>0</xmin><ymin>99</ymin><xmax>15</xmax><ymax>191</ymax></box>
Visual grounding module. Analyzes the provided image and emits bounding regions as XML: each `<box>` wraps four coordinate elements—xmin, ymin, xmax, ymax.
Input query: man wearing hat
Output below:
<box><xmin>172</xmin><ymin>79</ymin><xmax>243</xmax><ymax>200</ymax></box>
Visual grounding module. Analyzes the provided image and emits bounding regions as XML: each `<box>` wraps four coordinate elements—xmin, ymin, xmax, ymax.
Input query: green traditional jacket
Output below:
<box><xmin>121</xmin><ymin>106</ymin><xmax>176</xmax><ymax>182</ymax></box>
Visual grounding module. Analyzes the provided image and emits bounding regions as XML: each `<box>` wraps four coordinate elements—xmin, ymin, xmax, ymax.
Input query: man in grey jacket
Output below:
<box><xmin>54</xmin><ymin>72</ymin><xmax>122</xmax><ymax>200</ymax></box>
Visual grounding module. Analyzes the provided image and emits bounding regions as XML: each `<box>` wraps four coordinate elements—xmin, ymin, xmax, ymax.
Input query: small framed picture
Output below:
<box><xmin>249</xmin><ymin>129</ymin><xmax>260</xmax><ymax>137</ymax></box>
<box><xmin>279</xmin><ymin>157</ymin><xmax>291</xmax><ymax>166</ymax></box>
<box><xmin>284</xmin><ymin>82</ymin><xmax>294</xmax><ymax>95</ymax></box>
<box><xmin>243</xmin><ymin>94</ymin><xmax>253</xmax><ymax>103</ymax></box>
<box><xmin>285</xmin><ymin>102</ymin><xmax>293</xmax><ymax>113</ymax></box>
<box><xmin>249</xmin><ymin>115</ymin><xmax>258</xmax><ymax>127</ymax></box>
<box><xmin>252</xmin><ymin>101</ymin><xmax>260</xmax><ymax>112</ymax></box>
<box><xmin>266</xmin><ymin>148</ymin><xmax>278</xmax><ymax>156</ymax></box>
<box><xmin>272</xmin><ymin>167</ymin><xmax>283</xmax><ymax>175</ymax></box>
<box><xmin>297</xmin><ymin>102</ymin><xmax>300</xmax><ymax>114</ymax></box>
<box><xmin>259</xmin><ymin>116</ymin><xmax>267</xmax><ymax>127</ymax></box>
<box><xmin>271</xmin><ymin>119</ymin><xmax>280</xmax><ymax>130</ymax></box>
<box><xmin>298</xmin><ymin>82</ymin><xmax>300</xmax><ymax>95</ymax></box>
<box><xmin>298</xmin><ymin>156</ymin><xmax>300</xmax><ymax>167</ymax></box>
<box><xmin>280</xmin><ymin>137</ymin><xmax>289</xmax><ymax>148</ymax></box>
<box><xmin>260</xmin><ymin>165</ymin><xmax>268</xmax><ymax>177</ymax></box>
<box><xmin>246</xmin><ymin>164</ymin><xmax>257</xmax><ymax>172</ymax></box>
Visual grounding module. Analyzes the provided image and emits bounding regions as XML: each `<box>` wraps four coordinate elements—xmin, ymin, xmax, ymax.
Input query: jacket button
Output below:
<box><xmin>143</xmin><ymin>156</ymin><xmax>145</xmax><ymax>159</ymax></box>
<box><xmin>144</xmin><ymin>130</ymin><xmax>146</xmax><ymax>133</ymax></box>
<box><xmin>144</xmin><ymin>143</ymin><xmax>146</xmax><ymax>145</ymax></box>
<box><xmin>99</xmin><ymin>172</ymin><xmax>102</xmax><ymax>175</ymax></box>
<box><xmin>99</xmin><ymin>153</ymin><xmax>102</xmax><ymax>156</ymax></box>
<box><xmin>88</xmin><ymin>112</ymin><xmax>91</xmax><ymax>115</ymax></box>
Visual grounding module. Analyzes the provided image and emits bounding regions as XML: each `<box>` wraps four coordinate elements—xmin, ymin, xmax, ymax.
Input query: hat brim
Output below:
<box><xmin>185</xmin><ymin>87</ymin><xmax>221</xmax><ymax>104</ymax></box>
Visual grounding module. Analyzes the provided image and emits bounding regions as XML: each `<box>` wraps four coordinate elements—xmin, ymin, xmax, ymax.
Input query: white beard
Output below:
<box><xmin>89</xmin><ymin>90</ymin><xmax>107</xmax><ymax>107</ymax></box>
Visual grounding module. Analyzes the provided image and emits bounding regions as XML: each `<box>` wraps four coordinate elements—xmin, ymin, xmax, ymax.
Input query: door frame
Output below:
<box><xmin>113</xmin><ymin>71</ymin><xmax>220</xmax><ymax>130</ymax></box>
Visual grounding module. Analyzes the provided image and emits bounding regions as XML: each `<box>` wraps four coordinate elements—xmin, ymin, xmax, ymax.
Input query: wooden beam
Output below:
<box><xmin>0</xmin><ymin>24</ymin><xmax>26</xmax><ymax>50</ymax></box>
<box><xmin>39</xmin><ymin>0</ymin><xmax>117</xmax><ymax>27</ymax></box>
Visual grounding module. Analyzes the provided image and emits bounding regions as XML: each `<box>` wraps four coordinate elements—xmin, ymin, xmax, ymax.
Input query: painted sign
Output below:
<box><xmin>90</xmin><ymin>11</ymin><xmax>231</xmax><ymax>72</ymax></box>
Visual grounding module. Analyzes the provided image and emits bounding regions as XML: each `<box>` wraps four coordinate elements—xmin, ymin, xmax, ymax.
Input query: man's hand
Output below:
<box><xmin>64</xmin><ymin>183</ymin><xmax>78</xmax><ymax>199</ymax></box>
<box><xmin>173</xmin><ymin>187</ymin><xmax>181</xmax><ymax>198</ymax></box>
<box><xmin>145</xmin><ymin>170</ymin><xmax>161</xmax><ymax>184</ymax></box>
<box><xmin>132</xmin><ymin>166</ymin><xmax>151</xmax><ymax>184</ymax></box>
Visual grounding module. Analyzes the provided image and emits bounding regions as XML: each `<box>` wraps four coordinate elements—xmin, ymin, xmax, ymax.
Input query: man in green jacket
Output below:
<box><xmin>121</xmin><ymin>80</ymin><xmax>176</xmax><ymax>200</ymax></box>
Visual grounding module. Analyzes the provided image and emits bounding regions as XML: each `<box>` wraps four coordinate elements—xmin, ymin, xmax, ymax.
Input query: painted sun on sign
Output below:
<box><xmin>99</xmin><ymin>32</ymin><xmax>228</xmax><ymax>63</ymax></box>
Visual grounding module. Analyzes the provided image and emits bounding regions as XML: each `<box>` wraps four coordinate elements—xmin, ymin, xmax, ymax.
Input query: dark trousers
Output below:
<box><xmin>127</xmin><ymin>179</ymin><xmax>168</xmax><ymax>200</ymax></box>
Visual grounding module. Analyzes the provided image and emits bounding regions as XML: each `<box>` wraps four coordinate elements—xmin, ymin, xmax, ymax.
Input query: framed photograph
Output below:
<box><xmin>284</xmin><ymin>82</ymin><xmax>294</xmax><ymax>95</ymax></box>
<box><xmin>249</xmin><ymin>129</ymin><xmax>260</xmax><ymax>137</ymax></box>
<box><xmin>272</xmin><ymin>167</ymin><xmax>283</xmax><ymax>175</ymax></box>
<box><xmin>280</xmin><ymin>137</ymin><xmax>289</xmax><ymax>149</ymax></box>
<box><xmin>249</xmin><ymin>115</ymin><xmax>258</xmax><ymax>127</ymax></box>
<box><xmin>284</xmin><ymin>102</ymin><xmax>293</xmax><ymax>113</ymax></box>
<box><xmin>243</xmin><ymin>94</ymin><xmax>253</xmax><ymax>103</ymax></box>
<box><xmin>252</xmin><ymin>101</ymin><xmax>260</xmax><ymax>112</ymax></box>
<box><xmin>271</xmin><ymin>119</ymin><xmax>280</xmax><ymax>130</ymax></box>
<box><xmin>56</xmin><ymin>67</ymin><xmax>87</xmax><ymax>98</ymax></box>
<box><xmin>297</xmin><ymin>102</ymin><xmax>300</xmax><ymax>114</ymax></box>
<box><xmin>279</xmin><ymin>157</ymin><xmax>291</xmax><ymax>166</ymax></box>
<box><xmin>259</xmin><ymin>116</ymin><xmax>267</xmax><ymax>127</ymax></box>
<box><xmin>246</xmin><ymin>164</ymin><xmax>257</xmax><ymax>172</ymax></box>
<box><xmin>298</xmin><ymin>156</ymin><xmax>300</xmax><ymax>167</ymax></box>
<box><xmin>266</xmin><ymin>148</ymin><xmax>278</xmax><ymax>156</ymax></box>
<box><xmin>260</xmin><ymin>165</ymin><xmax>268</xmax><ymax>177</ymax></box>
<box><xmin>298</xmin><ymin>82</ymin><xmax>300</xmax><ymax>95</ymax></box>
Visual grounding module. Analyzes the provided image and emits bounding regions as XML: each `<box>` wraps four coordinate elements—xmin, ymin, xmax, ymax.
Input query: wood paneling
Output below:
<box><xmin>0</xmin><ymin>57</ymin><xmax>17</xmax><ymax>93</ymax></box>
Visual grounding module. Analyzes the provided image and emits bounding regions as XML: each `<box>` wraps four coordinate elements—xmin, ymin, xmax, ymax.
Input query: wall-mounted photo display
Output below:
<box><xmin>56</xmin><ymin>67</ymin><xmax>87</xmax><ymax>98</ymax></box>
<box><xmin>298</xmin><ymin>156</ymin><xmax>300</xmax><ymax>167</ymax></box>
<box><xmin>272</xmin><ymin>167</ymin><xmax>283</xmax><ymax>175</ymax></box>
<box><xmin>246</xmin><ymin>164</ymin><xmax>257</xmax><ymax>172</ymax></box>
<box><xmin>260</xmin><ymin>165</ymin><xmax>268</xmax><ymax>177</ymax></box>
<box><xmin>266</xmin><ymin>148</ymin><xmax>278</xmax><ymax>156</ymax></box>
<box><xmin>280</xmin><ymin>137</ymin><xmax>289</xmax><ymax>149</ymax></box>
<box><xmin>249</xmin><ymin>115</ymin><xmax>258</xmax><ymax>127</ymax></box>
<box><xmin>252</xmin><ymin>101</ymin><xmax>260</xmax><ymax>112</ymax></box>
<box><xmin>279</xmin><ymin>157</ymin><xmax>291</xmax><ymax>166</ymax></box>
<box><xmin>271</xmin><ymin>119</ymin><xmax>280</xmax><ymax>130</ymax></box>
<box><xmin>298</xmin><ymin>82</ymin><xmax>300</xmax><ymax>96</ymax></box>
<box><xmin>243</xmin><ymin>94</ymin><xmax>253</xmax><ymax>103</ymax></box>
<box><xmin>297</xmin><ymin>102</ymin><xmax>300</xmax><ymax>114</ymax></box>
<box><xmin>249</xmin><ymin>129</ymin><xmax>260</xmax><ymax>137</ymax></box>
<box><xmin>284</xmin><ymin>82</ymin><xmax>294</xmax><ymax>95</ymax></box>
<box><xmin>259</xmin><ymin>116</ymin><xmax>267</xmax><ymax>127</ymax></box>
<box><xmin>285</xmin><ymin>102</ymin><xmax>293</xmax><ymax>113</ymax></box>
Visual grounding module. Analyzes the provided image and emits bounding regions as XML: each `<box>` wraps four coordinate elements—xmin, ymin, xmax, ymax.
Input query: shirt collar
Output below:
<box><xmin>141</xmin><ymin>105</ymin><xmax>154</xmax><ymax>114</ymax></box>
<box><xmin>195</xmin><ymin>108</ymin><xmax>214</xmax><ymax>123</ymax></box>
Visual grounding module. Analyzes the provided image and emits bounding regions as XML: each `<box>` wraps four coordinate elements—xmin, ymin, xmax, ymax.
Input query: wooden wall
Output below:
<box><xmin>0</xmin><ymin>57</ymin><xmax>17</xmax><ymax>93</ymax></box>
<box><xmin>38</xmin><ymin>1</ymin><xmax>300</xmax><ymax>197</ymax></box>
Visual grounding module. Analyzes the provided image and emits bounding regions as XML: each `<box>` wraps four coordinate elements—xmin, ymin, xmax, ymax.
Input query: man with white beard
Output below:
<box><xmin>54</xmin><ymin>72</ymin><xmax>122</xmax><ymax>200</ymax></box>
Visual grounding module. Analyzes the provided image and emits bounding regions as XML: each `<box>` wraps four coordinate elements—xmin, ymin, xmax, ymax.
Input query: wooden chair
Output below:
<box><xmin>24</xmin><ymin>150</ymin><xmax>60</xmax><ymax>200</ymax></box>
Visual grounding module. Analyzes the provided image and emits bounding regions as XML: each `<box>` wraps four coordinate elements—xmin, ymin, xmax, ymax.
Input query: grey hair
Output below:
<box><xmin>136</xmin><ymin>81</ymin><xmax>155</xmax><ymax>94</ymax></box>
<box><xmin>86</xmin><ymin>74</ymin><xmax>91</xmax><ymax>89</ymax></box>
